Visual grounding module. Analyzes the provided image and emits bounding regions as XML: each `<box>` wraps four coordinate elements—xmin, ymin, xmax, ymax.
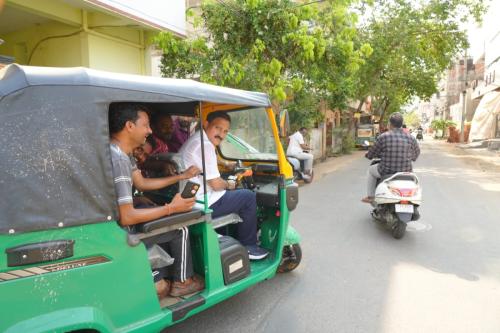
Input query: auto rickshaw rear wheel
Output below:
<box><xmin>277</xmin><ymin>243</ymin><xmax>302</xmax><ymax>273</ymax></box>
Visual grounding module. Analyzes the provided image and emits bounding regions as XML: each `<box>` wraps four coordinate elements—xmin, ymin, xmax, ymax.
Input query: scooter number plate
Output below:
<box><xmin>395</xmin><ymin>204</ymin><xmax>414</xmax><ymax>213</ymax></box>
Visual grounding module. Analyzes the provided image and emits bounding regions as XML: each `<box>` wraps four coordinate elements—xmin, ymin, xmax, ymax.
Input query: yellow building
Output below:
<box><xmin>0</xmin><ymin>0</ymin><xmax>186</xmax><ymax>74</ymax></box>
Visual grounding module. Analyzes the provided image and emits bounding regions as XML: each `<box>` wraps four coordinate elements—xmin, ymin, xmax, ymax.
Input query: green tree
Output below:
<box><xmin>352</xmin><ymin>0</ymin><xmax>487</xmax><ymax>126</ymax></box>
<box><xmin>431</xmin><ymin>119</ymin><xmax>457</xmax><ymax>138</ymax></box>
<box><xmin>403</xmin><ymin>111</ymin><xmax>421</xmax><ymax>128</ymax></box>
<box><xmin>154</xmin><ymin>0</ymin><xmax>370</xmax><ymax>129</ymax></box>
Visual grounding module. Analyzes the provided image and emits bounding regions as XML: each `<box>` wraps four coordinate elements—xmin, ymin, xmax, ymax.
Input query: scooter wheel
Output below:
<box><xmin>277</xmin><ymin>244</ymin><xmax>302</xmax><ymax>273</ymax></box>
<box><xmin>391</xmin><ymin>222</ymin><xmax>406</xmax><ymax>239</ymax></box>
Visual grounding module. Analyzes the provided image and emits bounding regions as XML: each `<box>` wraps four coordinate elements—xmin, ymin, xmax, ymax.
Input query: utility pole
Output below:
<box><xmin>460</xmin><ymin>50</ymin><xmax>468</xmax><ymax>143</ymax></box>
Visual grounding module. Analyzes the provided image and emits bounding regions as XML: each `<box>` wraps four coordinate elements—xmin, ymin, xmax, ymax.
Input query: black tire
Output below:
<box><xmin>277</xmin><ymin>244</ymin><xmax>302</xmax><ymax>273</ymax></box>
<box><xmin>303</xmin><ymin>170</ymin><xmax>314</xmax><ymax>184</ymax></box>
<box><xmin>391</xmin><ymin>222</ymin><xmax>407</xmax><ymax>239</ymax></box>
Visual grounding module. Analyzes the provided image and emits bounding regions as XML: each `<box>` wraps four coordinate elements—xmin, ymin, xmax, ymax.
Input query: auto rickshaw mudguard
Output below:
<box><xmin>4</xmin><ymin>306</ymin><xmax>114</xmax><ymax>333</ymax></box>
<box><xmin>284</xmin><ymin>225</ymin><xmax>301</xmax><ymax>246</ymax></box>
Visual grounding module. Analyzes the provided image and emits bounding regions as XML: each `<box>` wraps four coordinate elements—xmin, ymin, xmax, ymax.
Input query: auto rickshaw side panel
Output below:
<box><xmin>0</xmin><ymin>222</ymin><xmax>166</xmax><ymax>333</ymax></box>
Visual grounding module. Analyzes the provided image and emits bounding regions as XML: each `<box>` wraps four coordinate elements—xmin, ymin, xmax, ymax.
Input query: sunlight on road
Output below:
<box><xmin>380</xmin><ymin>263</ymin><xmax>500</xmax><ymax>332</ymax></box>
<box><xmin>414</xmin><ymin>167</ymin><xmax>500</xmax><ymax>192</ymax></box>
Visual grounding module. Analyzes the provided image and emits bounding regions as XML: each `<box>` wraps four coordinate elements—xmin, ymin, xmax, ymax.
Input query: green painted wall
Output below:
<box><xmin>0</xmin><ymin>4</ymin><xmax>160</xmax><ymax>75</ymax></box>
<box><xmin>0</xmin><ymin>21</ymin><xmax>82</xmax><ymax>67</ymax></box>
<box><xmin>88</xmin><ymin>33</ymin><xmax>142</xmax><ymax>74</ymax></box>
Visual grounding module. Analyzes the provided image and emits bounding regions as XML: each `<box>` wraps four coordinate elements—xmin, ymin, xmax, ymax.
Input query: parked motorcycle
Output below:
<box><xmin>287</xmin><ymin>156</ymin><xmax>313</xmax><ymax>183</ymax></box>
<box><xmin>370</xmin><ymin>160</ymin><xmax>422</xmax><ymax>239</ymax></box>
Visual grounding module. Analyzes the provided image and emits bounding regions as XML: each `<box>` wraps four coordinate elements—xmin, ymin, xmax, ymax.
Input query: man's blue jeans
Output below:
<box><xmin>210</xmin><ymin>189</ymin><xmax>258</xmax><ymax>246</ymax></box>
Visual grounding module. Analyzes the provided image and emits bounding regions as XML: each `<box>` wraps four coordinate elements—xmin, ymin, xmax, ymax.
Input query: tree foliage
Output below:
<box><xmin>403</xmin><ymin>111</ymin><xmax>421</xmax><ymax>128</ymax></box>
<box><xmin>431</xmin><ymin>118</ymin><xmax>457</xmax><ymax>138</ymax></box>
<box><xmin>154</xmin><ymin>0</ymin><xmax>487</xmax><ymax>130</ymax></box>
<box><xmin>154</xmin><ymin>0</ymin><xmax>370</xmax><ymax>124</ymax></box>
<box><xmin>352</xmin><ymin>0</ymin><xmax>487</xmax><ymax>125</ymax></box>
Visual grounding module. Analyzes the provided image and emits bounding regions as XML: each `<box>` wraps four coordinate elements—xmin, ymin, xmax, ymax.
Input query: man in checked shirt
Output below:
<box><xmin>362</xmin><ymin>113</ymin><xmax>420</xmax><ymax>203</ymax></box>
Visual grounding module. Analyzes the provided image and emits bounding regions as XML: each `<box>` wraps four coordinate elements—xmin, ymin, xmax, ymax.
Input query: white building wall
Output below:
<box><xmin>87</xmin><ymin>0</ymin><xmax>186</xmax><ymax>36</ymax></box>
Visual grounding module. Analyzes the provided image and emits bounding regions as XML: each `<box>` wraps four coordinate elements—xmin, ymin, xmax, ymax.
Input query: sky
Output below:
<box><xmin>466</xmin><ymin>0</ymin><xmax>500</xmax><ymax>61</ymax></box>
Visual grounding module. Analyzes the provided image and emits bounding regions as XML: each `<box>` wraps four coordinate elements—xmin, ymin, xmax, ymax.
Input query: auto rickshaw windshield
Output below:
<box><xmin>219</xmin><ymin>107</ymin><xmax>278</xmax><ymax>161</ymax></box>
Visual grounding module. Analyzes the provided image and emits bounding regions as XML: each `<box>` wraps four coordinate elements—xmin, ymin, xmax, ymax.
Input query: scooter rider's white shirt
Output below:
<box><xmin>287</xmin><ymin>131</ymin><xmax>305</xmax><ymax>155</ymax></box>
<box><xmin>179</xmin><ymin>130</ymin><xmax>225</xmax><ymax>207</ymax></box>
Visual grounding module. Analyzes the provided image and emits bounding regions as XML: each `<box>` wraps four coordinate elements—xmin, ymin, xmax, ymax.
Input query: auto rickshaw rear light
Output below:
<box><xmin>275</xmin><ymin>210</ymin><xmax>281</xmax><ymax>217</ymax></box>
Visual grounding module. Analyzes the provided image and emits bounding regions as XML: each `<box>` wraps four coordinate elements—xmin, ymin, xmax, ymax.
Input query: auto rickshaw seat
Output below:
<box><xmin>211</xmin><ymin>213</ymin><xmax>243</xmax><ymax>229</ymax></box>
<box><xmin>135</xmin><ymin>209</ymin><xmax>203</xmax><ymax>233</ymax></box>
<box><xmin>131</xmin><ymin>209</ymin><xmax>205</xmax><ymax>247</ymax></box>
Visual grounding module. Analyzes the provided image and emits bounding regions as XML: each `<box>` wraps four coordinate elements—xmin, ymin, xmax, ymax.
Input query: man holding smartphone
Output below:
<box><xmin>179</xmin><ymin>111</ymin><xmax>269</xmax><ymax>260</ymax></box>
<box><xmin>108</xmin><ymin>103</ymin><xmax>204</xmax><ymax>297</ymax></box>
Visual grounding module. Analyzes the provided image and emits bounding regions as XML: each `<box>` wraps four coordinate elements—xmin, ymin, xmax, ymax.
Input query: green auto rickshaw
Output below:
<box><xmin>0</xmin><ymin>64</ymin><xmax>301</xmax><ymax>332</ymax></box>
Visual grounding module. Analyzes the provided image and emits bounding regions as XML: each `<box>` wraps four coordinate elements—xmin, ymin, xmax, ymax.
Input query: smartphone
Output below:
<box><xmin>181</xmin><ymin>181</ymin><xmax>200</xmax><ymax>198</ymax></box>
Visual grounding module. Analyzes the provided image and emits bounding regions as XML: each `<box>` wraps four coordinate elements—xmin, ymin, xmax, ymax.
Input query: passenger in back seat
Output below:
<box><xmin>150</xmin><ymin>112</ymin><xmax>173</xmax><ymax>155</ymax></box>
<box><xmin>168</xmin><ymin>116</ymin><xmax>195</xmax><ymax>152</ymax></box>
<box><xmin>109</xmin><ymin>103</ymin><xmax>204</xmax><ymax>298</ymax></box>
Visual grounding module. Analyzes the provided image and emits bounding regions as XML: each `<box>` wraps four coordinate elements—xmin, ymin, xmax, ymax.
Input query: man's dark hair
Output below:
<box><xmin>389</xmin><ymin>113</ymin><xmax>404</xmax><ymax>128</ymax></box>
<box><xmin>109</xmin><ymin>103</ymin><xmax>150</xmax><ymax>135</ymax></box>
<box><xmin>299</xmin><ymin>127</ymin><xmax>307</xmax><ymax>132</ymax></box>
<box><xmin>206</xmin><ymin>111</ymin><xmax>231</xmax><ymax>123</ymax></box>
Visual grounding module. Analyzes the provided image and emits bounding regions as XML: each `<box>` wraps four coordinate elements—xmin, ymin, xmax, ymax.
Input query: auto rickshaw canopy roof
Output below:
<box><xmin>0</xmin><ymin>64</ymin><xmax>271</xmax><ymax>234</ymax></box>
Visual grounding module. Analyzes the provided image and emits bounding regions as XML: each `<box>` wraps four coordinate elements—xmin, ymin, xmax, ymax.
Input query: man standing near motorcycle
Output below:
<box><xmin>362</xmin><ymin>113</ymin><xmax>420</xmax><ymax>203</ymax></box>
<box><xmin>287</xmin><ymin>127</ymin><xmax>313</xmax><ymax>176</ymax></box>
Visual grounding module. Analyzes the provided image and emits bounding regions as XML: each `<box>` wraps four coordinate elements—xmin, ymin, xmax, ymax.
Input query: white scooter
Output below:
<box><xmin>370</xmin><ymin>161</ymin><xmax>422</xmax><ymax>239</ymax></box>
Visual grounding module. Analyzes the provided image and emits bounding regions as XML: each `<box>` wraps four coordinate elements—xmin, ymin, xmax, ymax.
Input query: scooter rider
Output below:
<box><xmin>362</xmin><ymin>113</ymin><xmax>420</xmax><ymax>203</ymax></box>
<box><xmin>287</xmin><ymin>127</ymin><xmax>313</xmax><ymax>176</ymax></box>
<box><xmin>416</xmin><ymin>126</ymin><xmax>424</xmax><ymax>141</ymax></box>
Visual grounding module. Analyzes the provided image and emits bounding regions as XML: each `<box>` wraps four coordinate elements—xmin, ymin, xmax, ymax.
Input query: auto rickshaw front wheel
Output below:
<box><xmin>277</xmin><ymin>243</ymin><xmax>302</xmax><ymax>273</ymax></box>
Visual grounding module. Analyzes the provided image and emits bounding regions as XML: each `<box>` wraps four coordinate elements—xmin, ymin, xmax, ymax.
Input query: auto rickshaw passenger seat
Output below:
<box><xmin>134</xmin><ymin>209</ymin><xmax>204</xmax><ymax>233</ymax></box>
<box><xmin>211</xmin><ymin>213</ymin><xmax>243</xmax><ymax>229</ymax></box>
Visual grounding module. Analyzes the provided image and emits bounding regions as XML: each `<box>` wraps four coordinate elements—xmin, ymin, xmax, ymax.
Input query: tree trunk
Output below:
<box><xmin>348</xmin><ymin>99</ymin><xmax>364</xmax><ymax>132</ymax></box>
<box><xmin>356</xmin><ymin>98</ymin><xmax>365</xmax><ymax>113</ymax></box>
<box><xmin>373</xmin><ymin>97</ymin><xmax>386</xmax><ymax>115</ymax></box>
<box><xmin>379</xmin><ymin>99</ymin><xmax>390</xmax><ymax>128</ymax></box>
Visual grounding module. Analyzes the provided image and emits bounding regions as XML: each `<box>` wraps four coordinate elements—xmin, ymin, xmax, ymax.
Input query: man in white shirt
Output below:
<box><xmin>179</xmin><ymin>111</ymin><xmax>269</xmax><ymax>260</ymax></box>
<box><xmin>287</xmin><ymin>127</ymin><xmax>313</xmax><ymax>175</ymax></box>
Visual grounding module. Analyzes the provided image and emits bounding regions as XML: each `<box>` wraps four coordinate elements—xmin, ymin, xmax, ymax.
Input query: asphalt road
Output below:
<box><xmin>167</xmin><ymin>139</ymin><xmax>500</xmax><ymax>333</ymax></box>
